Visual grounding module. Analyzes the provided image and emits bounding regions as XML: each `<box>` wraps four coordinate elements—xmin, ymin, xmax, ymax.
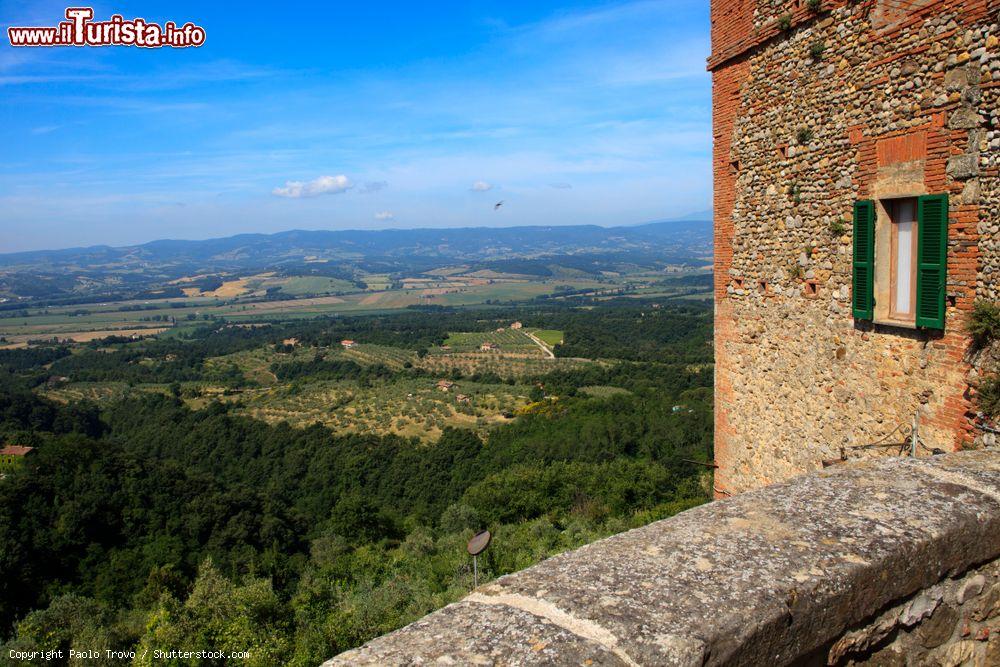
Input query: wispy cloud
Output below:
<box><xmin>0</xmin><ymin>33</ymin><xmax>278</xmax><ymax>88</ymax></box>
<box><xmin>119</xmin><ymin>60</ymin><xmax>283</xmax><ymax>92</ymax></box>
<box><xmin>272</xmin><ymin>175</ymin><xmax>352</xmax><ymax>199</ymax></box>
<box><xmin>0</xmin><ymin>74</ymin><xmax>110</xmax><ymax>86</ymax></box>
<box><xmin>549</xmin><ymin>182</ymin><xmax>572</xmax><ymax>189</ymax></box>
<box><xmin>361</xmin><ymin>180</ymin><xmax>389</xmax><ymax>194</ymax></box>
<box><xmin>374</xmin><ymin>211</ymin><xmax>394</xmax><ymax>221</ymax></box>
<box><xmin>57</xmin><ymin>96</ymin><xmax>211</xmax><ymax>115</ymax></box>
<box><xmin>471</xmin><ymin>180</ymin><xmax>493</xmax><ymax>192</ymax></box>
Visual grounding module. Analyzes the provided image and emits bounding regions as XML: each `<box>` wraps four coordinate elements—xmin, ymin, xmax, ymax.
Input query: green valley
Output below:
<box><xmin>0</xmin><ymin>294</ymin><xmax>713</xmax><ymax>665</ymax></box>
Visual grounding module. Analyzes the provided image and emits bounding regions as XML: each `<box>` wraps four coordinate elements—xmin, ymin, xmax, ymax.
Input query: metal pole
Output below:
<box><xmin>473</xmin><ymin>555</ymin><xmax>478</xmax><ymax>589</ymax></box>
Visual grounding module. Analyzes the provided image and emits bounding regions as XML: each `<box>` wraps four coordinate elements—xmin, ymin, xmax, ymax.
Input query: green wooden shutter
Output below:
<box><xmin>852</xmin><ymin>200</ymin><xmax>875</xmax><ymax>321</ymax></box>
<box><xmin>916</xmin><ymin>194</ymin><xmax>948</xmax><ymax>329</ymax></box>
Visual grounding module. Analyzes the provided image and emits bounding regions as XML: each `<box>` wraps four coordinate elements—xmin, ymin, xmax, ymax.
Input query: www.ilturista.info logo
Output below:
<box><xmin>7</xmin><ymin>7</ymin><xmax>206</xmax><ymax>48</ymax></box>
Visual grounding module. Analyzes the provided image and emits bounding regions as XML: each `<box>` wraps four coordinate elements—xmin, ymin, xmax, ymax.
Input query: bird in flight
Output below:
<box><xmin>494</xmin><ymin>200</ymin><xmax>504</xmax><ymax>210</ymax></box>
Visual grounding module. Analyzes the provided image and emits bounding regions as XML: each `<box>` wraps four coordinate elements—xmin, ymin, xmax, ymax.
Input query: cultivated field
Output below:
<box><xmin>442</xmin><ymin>329</ymin><xmax>543</xmax><ymax>354</ymax></box>
<box><xmin>0</xmin><ymin>327</ymin><xmax>169</xmax><ymax>348</ymax></box>
<box><xmin>15</xmin><ymin>267</ymin><xmax>709</xmax><ymax>445</ymax></box>
<box><xmin>236</xmin><ymin>377</ymin><xmax>528</xmax><ymax>441</ymax></box>
<box><xmin>38</xmin><ymin>333</ymin><xmax>596</xmax><ymax>441</ymax></box>
<box><xmin>415</xmin><ymin>353</ymin><xmax>592</xmax><ymax>380</ymax></box>
<box><xmin>526</xmin><ymin>329</ymin><xmax>564</xmax><ymax>347</ymax></box>
<box><xmin>0</xmin><ymin>277</ymin><xmax>608</xmax><ymax>344</ymax></box>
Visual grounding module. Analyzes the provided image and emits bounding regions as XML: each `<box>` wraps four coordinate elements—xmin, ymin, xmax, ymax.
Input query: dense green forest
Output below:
<box><xmin>0</xmin><ymin>301</ymin><xmax>712</xmax><ymax>665</ymax></box>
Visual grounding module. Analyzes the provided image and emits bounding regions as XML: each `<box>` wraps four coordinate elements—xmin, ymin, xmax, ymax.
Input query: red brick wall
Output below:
<box><xmin>712</xmin><ymin>55</ymin><xmax>751</xmax><ymax>498</ymax></box>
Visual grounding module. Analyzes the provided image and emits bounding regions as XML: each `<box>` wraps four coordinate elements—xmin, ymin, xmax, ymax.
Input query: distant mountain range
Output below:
<box><xmin>0</xmin><ymin>219</ymin><xmax>711</xmax><ymax>305</ymax></box>
<box><xmin>0</xmin><ymin>220</ymin><xmax>711</xmax><ymax>270</ymax></box>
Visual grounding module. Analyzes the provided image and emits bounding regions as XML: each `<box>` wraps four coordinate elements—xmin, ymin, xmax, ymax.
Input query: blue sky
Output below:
<box><xmin>0</xmin><ymin>0</ymin><xmax>710</xmax><ymax>252</ymax></box>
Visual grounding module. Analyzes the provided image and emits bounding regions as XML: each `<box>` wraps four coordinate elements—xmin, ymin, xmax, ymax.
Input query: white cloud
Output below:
<box><xmin>471</xmin><ymin>180</ymin><xmax>493</xmax><ymax>192</ymax></box>
<box><xmin>374</xmin><ymin>211</ymin><xmax>394</xmax><ymax>221</ymax></box>
<box><xmin>549</xmin><ymin>182</ymin><xmax>572</xmax><ymax>189</ymax></box>
<box><xmin>272</xmin><ymin>174</ymin><xmax>352</xmax><ymax>198</ymax></box>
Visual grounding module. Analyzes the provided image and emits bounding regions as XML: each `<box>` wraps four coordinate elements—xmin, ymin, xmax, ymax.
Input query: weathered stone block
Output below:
<box><xmin>945</xmin><ymin>68</ymin><xmax>969</xmax><ymax>91</ymax></box>
<box><xmin>961</xmin><ymin>179</ymin><xmax>981</xmax><ymax>205</ymax></box>
<box><xmin>986</xmin><ymin>634</ymin><xmax>1000</xmax><ymax>666</ymax></box>
<box><xmin>947</xmin><ymin>154</ymin><xmax>980</xmax><ymax>179</ymax></box>
<box><xmin>918</xmin><ymin>604</ymin><xmax>959</xmax><ymax>648</ymax></box>
<box><xmin>935</xmin><ymin>640</ymin><xmax>978</xmax><ymax>665</ymax></box>
<box><xmin>956</xmin><ymin>574</ymin><xmax>986</xmax><ymax>604</ymax></box>
<box><xmin>900</xmin><ymin>589</ymin><xmax>942</xmax><ymax>626</ymax></box>
<box><xmin>973</xmin><ymin>586</ymin><xmax>1000</xmax><ymax>622</ymax></box>
<box><xmin>948</xmin><ymin>106</ymin><xmax>983</xmax><ymax>129</ymax></box>
<box><xmin>862</xmin><ymin>645</ymin><xmax>907</xmax><ymax>667</ymax></box>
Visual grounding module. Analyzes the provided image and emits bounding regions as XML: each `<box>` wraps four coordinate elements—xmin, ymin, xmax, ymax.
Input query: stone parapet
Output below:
<box><xmin>326</xmin><ymin>451</ymin><xmax>1000</xmax><ymax>666</ymax></box>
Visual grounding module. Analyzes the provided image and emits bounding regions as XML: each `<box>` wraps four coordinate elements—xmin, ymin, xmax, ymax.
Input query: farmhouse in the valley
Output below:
<box><xmin>480</xmin><ymin>342</ymin><xmax>500</xmax><ymax>351</ymax></box>
<box><xmin>340</xmin><ymin>339</ymin><xmax>356</xmax><ymax>349</ymax></box>
<box><xmin>509</xmin><ymin>321</ymin><xmax>523</xmax><ymax>329</ymax></box>
<box><xmin>0</xmin><ymin>444</ymin><xmax>34</xmax><ymax>475</ymax></box>
<box><xmin>436</xmin><ymin>380</ymin><xmax>455</xmax><ymax>392</ymax></box>
<box><xmin>710</xmin><ymin>0</ymin><xmax>999</xmax><ymax>495</ymax></box>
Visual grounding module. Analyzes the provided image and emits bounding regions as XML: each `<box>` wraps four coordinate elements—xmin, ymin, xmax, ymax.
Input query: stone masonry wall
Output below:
<box><xmin>831</xmin><ymin>557</ymin><xmax>1000</xmax><ymax>666</ymax></box>
<box><xmin>326</xmin><ymin>452</ymin><xmax>1000</xmax><ymax>666</ymax></box>
<box><xmin>711</xmin><ymin>0</ymin><xmax>1000</xmax><ymax>494</ymax></box>
<box><xmin>982</xmin><ymin>43</ymin><xmax>1000</xmax><ymax>303</ymax></box>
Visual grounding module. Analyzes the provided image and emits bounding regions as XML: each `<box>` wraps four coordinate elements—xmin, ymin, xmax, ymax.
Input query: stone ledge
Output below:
<box><xmin>325</xmin><ymin>451</ymin><xmax>1000</xmax><ymax>666</ymax></box>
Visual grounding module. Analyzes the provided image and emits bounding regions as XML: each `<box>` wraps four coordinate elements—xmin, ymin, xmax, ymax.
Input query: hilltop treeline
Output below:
<box><xmin>543</xmin><ymin>303</ymin><xmax>711</xmax><ymax>362</ymax></box>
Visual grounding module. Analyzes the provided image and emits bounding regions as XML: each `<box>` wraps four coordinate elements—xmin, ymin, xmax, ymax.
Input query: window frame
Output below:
<box><xmin>851</xmin><ymin>194</ymin><xmax>948</xmax><ymax>331</ymax></box>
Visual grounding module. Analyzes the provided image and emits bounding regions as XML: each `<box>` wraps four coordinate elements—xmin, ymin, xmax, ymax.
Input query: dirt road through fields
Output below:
<box><xmin>524</xmin><ymin>331</ymin><xmax>555</xmax><ymax>359</ymax></box>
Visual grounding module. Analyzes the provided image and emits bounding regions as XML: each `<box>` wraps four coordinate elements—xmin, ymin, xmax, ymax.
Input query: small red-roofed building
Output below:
<box><xmin>0</xmin><ymin>445</ymin><xmax>34</xmax><ymax>475</ymax></box>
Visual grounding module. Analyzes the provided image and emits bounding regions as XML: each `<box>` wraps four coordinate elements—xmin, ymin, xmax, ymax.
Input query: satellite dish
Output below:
<box><xmin>467</xmin><ymin>530</ymin><xmax>491</xmax><ymax>556</ymax></box>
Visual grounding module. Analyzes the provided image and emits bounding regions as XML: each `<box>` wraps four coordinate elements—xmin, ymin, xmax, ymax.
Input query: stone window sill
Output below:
<box><xmin>874</xmin><ymin>318</ymin><xmax>918</xmax><ymax>330</ymax></box>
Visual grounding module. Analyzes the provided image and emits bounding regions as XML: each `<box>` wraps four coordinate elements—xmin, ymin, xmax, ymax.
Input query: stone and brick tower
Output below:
<box><xmin>709</xmin><ymin>0</ymin><xmax>1000</xmax><ymax>494</ymax></box>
